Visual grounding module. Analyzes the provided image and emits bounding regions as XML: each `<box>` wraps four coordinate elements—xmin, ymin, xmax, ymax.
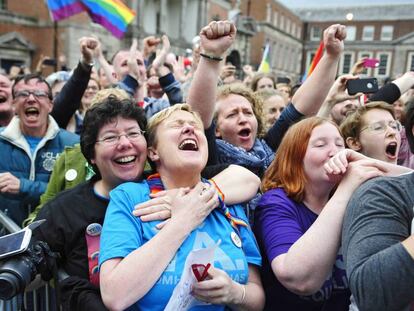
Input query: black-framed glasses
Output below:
<box><xmin>360</xmin><ymin>120</ymin><xmax>402</xmax><ymax>134</ymax></box>
<box><xmin>15</xmin><ymin>90</ymin><xmax>50</xmax><ymax>100</ymax></box>
<box><xmin>96</xmin><ymin>130</ymin><xmax>145</xmax><ymax>146</ymax></box>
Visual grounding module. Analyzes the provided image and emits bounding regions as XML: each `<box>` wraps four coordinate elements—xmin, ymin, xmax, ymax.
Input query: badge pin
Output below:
<box><xmin>65</xmin><ymin>169</ymin><xmax>78</xmax><ymax>181</ymax></box>
<box><xmin>86</xmin><ymin>223</ymin><xmax>102</xmax><ymax>236</ymax></box>
<box><xmin>230</xmin><ymin>231</ymin><xmax>242</xmax><ymax>248</ymax></box>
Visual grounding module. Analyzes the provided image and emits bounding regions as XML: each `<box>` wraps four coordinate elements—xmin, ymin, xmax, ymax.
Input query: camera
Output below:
<box><xmin>0</xmin><ymin>240</ymin><xmax>57</xmax><ymax>300</ymax></box>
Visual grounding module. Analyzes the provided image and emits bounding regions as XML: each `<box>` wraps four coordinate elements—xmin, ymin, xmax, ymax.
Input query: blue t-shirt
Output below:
<box><xmin>24</xmin><ymin>135</ymin><xmax>42</xmax><ymax>155</ymax></box>
<box><xmin>99</xmin><ymin>181</ymin><xmax>262</xmax><ymax>311</ymax></box>
<box><xmin>254</xmin><ymin>187</ymin><xmax>349</xmax><ymax>311</ymax></box>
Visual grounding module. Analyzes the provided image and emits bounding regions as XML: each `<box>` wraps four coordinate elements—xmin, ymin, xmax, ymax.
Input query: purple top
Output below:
<box><xmin>255</xmin><ymin>187</ymin><xmax>350</xmax><ymax>311</ymax></box>
<box><xmin>398</xmin><ymin>128</ymin><xmax>414</xmax><ymax>169</ymax></box>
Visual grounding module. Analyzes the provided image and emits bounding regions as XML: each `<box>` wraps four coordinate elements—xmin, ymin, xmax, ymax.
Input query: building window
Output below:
<box><xmin>0</xmin><ymin>0</ymin><xmax>6</xmax><ymax>10</ymax></box>
<box><xmin>272</xmin><ymin>42</ymin><xmax>277</xmax><ymax>68</ymax></box>
<box><xmin>273</xmin><ymin>11</ymin><xmax>278</xmax><ymax>27</ymax></box>
<box><xmin>297</xmin><ymin>48</ymin><xmax>302</xmax><ymax>73</ymax></box>
<box><xmin>290</xmin><ymin>48</ymin><xmax>296</xmax><ymax>71</ymax></box>
<box><xmin>358</xmin><ymin>51</ymin><xmax>373</xmax><ymax>75</ymax></box>
<box><xmin>310</xmin><ymin>26</ymin><xmax>321</xmax><ymax>41</ymax></box>
<box><xmin>291</xmin><ymin>23</ymin><xmax>296</xmax><ymax>36</ymax></box>
<box><xmin>297</xmin><ymin>26</ymin><xmax>302</xmax><ymax>39</ymax></box>
<box><xmin>381</xmin><ymin>26</ymin><xmax>393</xmax><ymax>41</ymax></box>
<box><xmin>362</xmin><ymin>26</ymin><xmax>375</xmax><ymax>41</ymax></box>
<box><xmin>284</xmin><ymin>46</ymin><xmax>290</xmax><ymax>70</ymax></box>
<box><xmin>286</xmin><ymin>18</ymin><xmax>291</xmax><ymax>33</ymax></box>
<box><xmin>275</xmin><ymin>44</ymin><xmax>281</xmax><ymax>69</ymax></box>
<box><xmin>340</xmin><ymin>52</ymin><xmax>354</xmax><ymax>74</ymax></box>
<box><xmin>279</xmin><ymin>44</ymin><xmax>285</xmax><ymax>69</ymax></box>
<box><xmin>266</xmin><ymin>3</ymin><xmax>272</xmax><ymax>23</ymax></box>
<box><xmin>406</xmin><ymin>52</ymin><xmax>414</xmax><ymax>72</ymax></box>
<box><xmin>280</xmin><ymin>15</ymin><xmax>285</xmax><ymax>30</ymax></box>
<box><xmin>375</xmin><ymin>52</ymin><xmax>391</xmax><ymax>76</ymax></box>
<box><xmin>346</xmin><ymin>26</ymin><xmax>356</xmax><ymax>41</ymax></box>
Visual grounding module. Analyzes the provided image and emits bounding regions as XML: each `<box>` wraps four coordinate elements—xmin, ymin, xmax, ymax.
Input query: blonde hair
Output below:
<box><xmin>255</xmin><ymin>88</ymin><xmax>284</xmax><ymax>101</ymax></box>
<box><xmin>147</xmin><ymin>104</ymin><xmax>203</xmax><ymax>147</ymax></box>
<box><xmin>90</xmin><ymin>88</ymin><xmax>130</xmax><ymax>108</ymax></box>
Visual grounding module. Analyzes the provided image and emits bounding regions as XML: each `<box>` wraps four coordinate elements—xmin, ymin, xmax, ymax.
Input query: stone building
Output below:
<box><xmin>0</xmin><ymin>0</ymin><xmax>253</xmax><ymax>74</ymax></box>
<box><xmin>240</xmin><ymin>0</ymin><xmax>303</xmax><ymax>82</ymax></box>
<box><xmin>1</xmin><ymin>0</ymin><xmax>413</xmax><ymax>83</ymax></box>
<box><xmin>296</xmin><ymin>4</ymin><xmax>414</xmax><ymax>81</ymax></box>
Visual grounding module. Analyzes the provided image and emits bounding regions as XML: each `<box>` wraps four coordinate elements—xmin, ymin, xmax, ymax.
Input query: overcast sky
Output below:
<box><xmin>278</xmin><ymin>0</ymin><xmax>414</xmax><ymax>8</ymax></box>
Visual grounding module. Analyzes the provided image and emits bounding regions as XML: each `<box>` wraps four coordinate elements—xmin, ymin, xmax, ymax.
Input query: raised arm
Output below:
<box><xmin>152</xmin><ymin>35</ymin><xmax>183</xmax><ymax>105</ymax></box>
<box><xmin>391</xmin><ymin>71</ymin><xmax>414</xmax><ymax>96</ymax></box>
<box><xmin>93</xmin><ymin>38</ymin><xmax>117</xmax><ymax>85</ymax></box>
<box><xmin>133</xmin><ymin>164</ymin><xmax>260</xmax><ymax>223</ymax></box>
<box><xmin>51</xmin><ymin>37</ymin><xmax>97</xmax><ymax>128</ymax></box>
<box><xmin>292</xmin><ymin>24</ymin><xmax>346</xmax><ymax>116</ymax></box>
<box><xmin>187</xmin><ymin>21</ymin><xmax>237</xmax><ymax>128</ymax></box>
<box><xmin>370</xmin><ymin>71</ymin><xmax>414</xmax><ymax>104</ymax></box>
<box><xmin>211</xmin><ymin>164</ymin><xmax>260</xmax><ymax>204</ymax></box>
<box><xmin>142</xmin><ymin>36</ymin><xmax>161</xmax><ymax>66</ymax></box>
<box><xmin>317</xmin><ymin>74</ymin><xmax>362</xmax><ymax>118</ymax></box>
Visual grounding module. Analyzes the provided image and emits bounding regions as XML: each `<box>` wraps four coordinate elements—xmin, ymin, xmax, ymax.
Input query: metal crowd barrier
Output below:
<box><xmin>0</xmin><ymin>211</ymin><xmax>57</xmax><ymax>311</ymax></box>
<box><xmin>0</xmin><ymin>284</ymin><xmax>55</xmax><ymax>311</ymax></box>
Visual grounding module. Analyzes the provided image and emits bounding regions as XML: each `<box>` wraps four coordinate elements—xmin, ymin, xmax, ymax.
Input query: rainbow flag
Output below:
<box><xmin>302</xmin><ymin>41</ymin><xmax>324</xmax><ymax>81</ymax></box>
<box><xmin>258</xmin><ymin>43</ymin><xmax>270</xmax><ymax>73</ymax></box>
<box><xmin>46</xmin><ymin>0</ymin><xmax>136</xmax><ymax>39</ymax></box>
<box><xmin>81</xmin><ymin>0</ymin><xmax>136</xmax><ymax>39</ymax></box>
<box><xmin>47</xmin><ymin>0</ymin><xmax>85</xmax><ymax>21</ymax></box>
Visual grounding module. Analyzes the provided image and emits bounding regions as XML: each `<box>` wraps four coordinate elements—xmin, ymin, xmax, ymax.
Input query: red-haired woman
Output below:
<box><xmin>254</xmin><ymin>116</ymin><xmax>410</xmax><ymax>311</ymax></box>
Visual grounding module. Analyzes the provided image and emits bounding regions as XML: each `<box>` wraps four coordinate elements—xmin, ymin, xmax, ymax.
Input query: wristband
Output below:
<box><xmin>208</xmin><ymin>178</ymin><xmax>225</xmax><ymax>202</ymax></box>
<box><xmin>80</xmin><ymin>58</ymin><xmax>95</xmax><ymax>70</ymax></box>
<box><xmin>200</xmin><ymin>53</ymin><xmax>223</xmax><ymax>62</ymax></box>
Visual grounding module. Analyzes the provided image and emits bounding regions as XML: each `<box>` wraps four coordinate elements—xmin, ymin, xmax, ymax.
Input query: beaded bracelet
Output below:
<box><xmin>200</xmin><ymin>53</ymin><xmax>223</xmax><ymax>62</ymax></box>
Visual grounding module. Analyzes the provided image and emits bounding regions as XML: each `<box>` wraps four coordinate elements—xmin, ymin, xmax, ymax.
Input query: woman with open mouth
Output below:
<box><xmin>340</xmin><ymin>101</ymin><xmax>402</xmax><ymax>164</ymax></box>
<box><xmin>254</xmin><ymin>116</ymin><xmax>411</xmax><ymax>311</ymax></box>
<box><xmin>99</xmin><ymin>104</ymin><xmax>265</xmax><ymax>311</ymax></box>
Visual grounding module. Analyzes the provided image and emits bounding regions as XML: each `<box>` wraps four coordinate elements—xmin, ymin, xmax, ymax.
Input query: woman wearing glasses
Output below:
<box><xmin>33</xmin><ymin>97</ymin><xmax>261</xmax><ymax>310</ymax></box>
<box><xmin>340</xmin><ymin>101</ymin><xmax>402</xmax><ymax>164</ymax></box>
<box><xmin>99</xmin><ymin>104</ymin><xmax>265</xmax><ymax>311</ymax></box>
<box><xmin>254</xmin><ymin>116</ymin><xmax>411</xmax><ymax>311</ymax></box>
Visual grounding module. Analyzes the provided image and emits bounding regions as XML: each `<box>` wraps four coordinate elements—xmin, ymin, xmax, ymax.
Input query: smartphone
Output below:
<box><xmin>346</xmin><ymin>78</ymin><xmax>379</xmax><ymax>95</ymax></box>
<box><xmin>42</xmin><ymin>59</ymin><xmax>57</xmax><ymax>66</ymax></box>
<box><xmin>0</xmin><ymin>229</ymin><xmax>32</xmax><ymax>260</ymax></box>
<box><xmin>363</xmin><ymin>58</ymin><xmax>379</xmax><ymax>68</ymax></box>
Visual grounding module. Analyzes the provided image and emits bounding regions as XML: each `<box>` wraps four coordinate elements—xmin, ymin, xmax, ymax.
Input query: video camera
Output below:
<box><xmin>0</xmin><ymin>220</ymin><xmax>57</xmax><ymax>300</ymax></box>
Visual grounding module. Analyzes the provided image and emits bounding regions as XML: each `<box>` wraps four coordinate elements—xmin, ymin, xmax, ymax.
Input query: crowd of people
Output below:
<box><xmin>0</xmin><ymin>19</ymin><xmax>413</xmax><ymax>311</ymax></box>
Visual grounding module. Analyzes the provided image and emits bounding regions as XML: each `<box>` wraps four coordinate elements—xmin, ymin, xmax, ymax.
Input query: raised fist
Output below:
<box><xmin>199</xmin><ymin>21</ymin><xmax>237</xmax><ymax>58</ymax></box>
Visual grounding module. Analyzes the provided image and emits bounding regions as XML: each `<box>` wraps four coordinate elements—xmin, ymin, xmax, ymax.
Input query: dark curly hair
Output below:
<box><xmin>80</xmin><ymin>96</ymin><xmax>147</xmax><ymax>179</ymax></box>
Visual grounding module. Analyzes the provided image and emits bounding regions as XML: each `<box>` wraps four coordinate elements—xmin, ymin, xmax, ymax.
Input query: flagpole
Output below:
<box><xmin>53</xmin><ymin>20</ymin><xmax>58</xmax><ymax>71</ymax></box>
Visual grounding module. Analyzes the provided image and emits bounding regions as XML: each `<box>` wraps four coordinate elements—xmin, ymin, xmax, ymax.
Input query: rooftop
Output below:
<box><xmin>294</xmin><ymin>4</ymin><xmax>414</xmax><ymax>22</ymax></box>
